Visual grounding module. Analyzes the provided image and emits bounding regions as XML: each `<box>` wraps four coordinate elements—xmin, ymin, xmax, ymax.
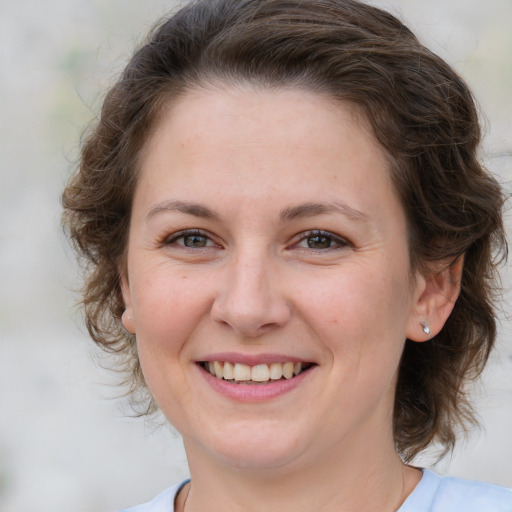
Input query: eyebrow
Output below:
<box><xmin>146</xmin><ymin>200</ymin><xmax>222</xmax><ymax>222</ymax></box>
<box><xmin>280</xmin><ymin>202</ymin><xmax>368</xmax><ymax>223</ymax></box>
<box><xmin>146</xmin><ymin>200</ymin><xmax>368</xmax><ymax>223</ymax></box>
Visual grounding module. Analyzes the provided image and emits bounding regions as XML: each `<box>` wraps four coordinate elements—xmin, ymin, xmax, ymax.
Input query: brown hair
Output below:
<box><xmin>62</xmin><ymin>0</ymin><xmax>507</xmax><ymax>461</ymax></box>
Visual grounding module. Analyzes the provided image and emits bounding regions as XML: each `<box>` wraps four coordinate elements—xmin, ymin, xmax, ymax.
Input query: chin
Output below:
<box><xmin>192</xmin><ymin>420</ymin><xmax>309</xmax><ymax>472</ymax></box>
<box><xmin>213</xmin><ymin>445</ymin><xmax>303</xmax><ymax>472</ymax></box>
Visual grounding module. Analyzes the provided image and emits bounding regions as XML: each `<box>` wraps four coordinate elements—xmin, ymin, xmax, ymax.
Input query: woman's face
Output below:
<box><xmin>121</xmin><ymin>87</ymin><xmax>427</xmax><ymax>472</ymax></box>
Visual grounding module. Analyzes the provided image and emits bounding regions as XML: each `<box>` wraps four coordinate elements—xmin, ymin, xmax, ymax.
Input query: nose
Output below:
<box><xmin>210</xmin><ymin>250</ymin><xmax>292</xmax><ymax>338</ymax></box>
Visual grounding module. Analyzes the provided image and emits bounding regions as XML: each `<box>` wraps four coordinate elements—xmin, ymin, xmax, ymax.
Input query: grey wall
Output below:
<box><xmin>1</xmin><ymin>1</ymin><xmax>510</xmax><ymax>510</ymax></box>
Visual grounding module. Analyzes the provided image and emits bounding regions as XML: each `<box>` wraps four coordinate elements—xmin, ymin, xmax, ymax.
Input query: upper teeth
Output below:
<box><xmin>206</xmin><ymin>361</ymin><xmax>304</xmax><ymax>382</ymax></box>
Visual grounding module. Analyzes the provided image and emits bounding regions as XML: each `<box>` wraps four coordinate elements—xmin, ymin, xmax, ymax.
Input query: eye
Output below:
<box><xmin>165</xmin><ymin>230</ymin><xmax>217</xmax><ymax>248</ymax></box>
<box><xmin>305</xmin><ymin>234</ymin><xmax>333</xmax><ymax>249</ymax></box>
<box><xmin>294</xmin><ymin>230</ymin><xmax>350</xmax><ymax>250</ymax></box>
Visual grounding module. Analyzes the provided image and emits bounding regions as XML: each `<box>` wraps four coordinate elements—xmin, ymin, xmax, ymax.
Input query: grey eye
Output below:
<box><xmin>166</xmin><ymin>230</ymin><xmax>217</xmax><ymax>248</ymax></box>
<box><xmin>307</xmin><ymin>235</ymin><xmax>332</xmax><ymax>249</ymax></box>
<box><xmin>295</xmin><ymin>230</ymin><xmax>350</xmax><ymax>251</ymax></box>
<box><xmin>183</xmin><ymin>234</ymin><xmax>209</xmax><ymax>247</ymax></box>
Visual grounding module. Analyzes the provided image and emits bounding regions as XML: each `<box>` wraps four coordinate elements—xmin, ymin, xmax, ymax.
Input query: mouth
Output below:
<box><xmin>199</xmin><ymin>361</ymin><xmax>315</xmax><ymax>384</ymax></box>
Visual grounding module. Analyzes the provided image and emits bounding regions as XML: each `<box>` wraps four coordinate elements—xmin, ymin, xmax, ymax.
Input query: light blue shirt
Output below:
<box><xmin>399</xmin><ymin>469</ymin><xmax>511</xmax><ymax>511</ymax></box>
<box><xmin>120</xmin><ymin>469</ymin><xmax>512</xmax><ymax>511</ymax></box>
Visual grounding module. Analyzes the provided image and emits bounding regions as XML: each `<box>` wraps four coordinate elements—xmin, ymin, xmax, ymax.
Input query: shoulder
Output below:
<box><xmin>400</xmin><ymin>469</ymin><xmax>512</xmax><ymax>512</ymax></box>
<box><xmin>117</xmin><ymin>481</ymin><xmax>189</xmax><ymax>512</ymax></box>
<box><xmin>432</xmin><ymin>471</ymin><xmax>512</xmax><ymax>512</ymax></box>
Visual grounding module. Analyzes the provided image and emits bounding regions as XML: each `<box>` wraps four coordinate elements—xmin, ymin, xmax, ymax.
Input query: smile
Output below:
<box><xmin>200</xmin><ymin>361</ymin><xmax>314</xmax><ymax>384</ymax></box>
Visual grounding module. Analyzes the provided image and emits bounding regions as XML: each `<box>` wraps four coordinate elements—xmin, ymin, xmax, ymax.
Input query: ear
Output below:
<box><xmin>406</xmin><ymin>256</ymin><xmax>463</xmax><ymax>342</ymax></box>
<box><xmin>119</xmin><ymin>264</ymin><xmax>136</xmax><ymax>335</ymax></box>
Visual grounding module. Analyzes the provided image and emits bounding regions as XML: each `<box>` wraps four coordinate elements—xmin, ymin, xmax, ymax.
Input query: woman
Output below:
<box><xmin>62</xmin><ymin>0</ymin><xmax>511</xmax><ymax>510</ymax></box>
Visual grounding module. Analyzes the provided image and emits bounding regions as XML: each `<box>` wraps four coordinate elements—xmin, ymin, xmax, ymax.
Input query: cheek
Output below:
<box><xmin>294</xmin><ymin>265</ymin><xmax>411</xmax><ymax>354</ymax></box>
<box><xmin>131</xmin><ymin>268</ymin><xmax>213</xmax><ymax>356</ymax></box>
<box><xmin>131</xmin><ymin>270</ymin><xmax>212</xmax><ymax>410</ymax></box>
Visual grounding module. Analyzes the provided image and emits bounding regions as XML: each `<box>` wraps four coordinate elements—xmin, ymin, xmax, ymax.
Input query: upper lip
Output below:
<box><xmin>197</xmin><ymin>352</ymin><xmax>314</xmax><ymax>366</ymax></box>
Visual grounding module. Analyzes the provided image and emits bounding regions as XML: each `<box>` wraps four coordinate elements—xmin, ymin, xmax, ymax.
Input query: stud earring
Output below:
<box><xmin>420</xmin><ymin>321</ymin><xmax>430</xmax><ymax>335</ymax></box>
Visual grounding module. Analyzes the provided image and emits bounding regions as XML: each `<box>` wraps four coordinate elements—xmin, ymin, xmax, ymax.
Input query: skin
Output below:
<box><xmin>121</xmin><ymin>86</ymin><xmax>459</xmax><ymax>511</ymax></box>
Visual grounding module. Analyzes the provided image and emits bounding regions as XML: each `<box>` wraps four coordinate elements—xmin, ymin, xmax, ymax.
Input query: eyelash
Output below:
<box><xmin>292</xmin><ymin>230</ymin><xmax>351</xmax><ymax>251</ymax></box>
<box><xmin>164</xmin><ymin>229</ymin><xmax>219</xmax><ymax>249</ymax></box>
<box><xmin>164</xmin><ymin>229</ymin><xmax>350</xmax><ymax>253</ymax></box>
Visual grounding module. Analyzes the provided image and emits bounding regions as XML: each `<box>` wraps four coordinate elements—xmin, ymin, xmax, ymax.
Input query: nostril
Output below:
<box><xmin>210</xmin><ymin>295</ymin><xmax>292</xmax><ymax>338</ymax></box>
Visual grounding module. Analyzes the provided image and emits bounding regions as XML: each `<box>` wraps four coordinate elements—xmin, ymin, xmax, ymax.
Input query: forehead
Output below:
<box><xmin>135</xmin><ymin>85</ymin><xmax>401</xmax><ymax>222</ymax></box>
<box><xmin>149</xmin><ymin>84</ymin><xmax>374</xmax><ymax>150</ymax></box>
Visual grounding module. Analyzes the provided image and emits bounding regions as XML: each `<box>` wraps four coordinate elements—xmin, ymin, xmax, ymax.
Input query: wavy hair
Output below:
<box><xmin>62</xmin><ymin>0</ymin><xmax>507</xmax><ymax>461</ymax></box>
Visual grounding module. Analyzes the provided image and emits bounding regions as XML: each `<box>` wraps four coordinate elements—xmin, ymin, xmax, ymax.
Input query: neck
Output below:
<box><xmin>180</xmin><ymin>426</ymin><xmax>421</xmax><ymax>512</ymax></box>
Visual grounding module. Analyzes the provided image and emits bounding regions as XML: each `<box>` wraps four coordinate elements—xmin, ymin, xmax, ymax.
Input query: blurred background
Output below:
<box><xmin>0</xmin><ymin>0</ymin><xmax>511</xmax><ymax>510</ymax></box>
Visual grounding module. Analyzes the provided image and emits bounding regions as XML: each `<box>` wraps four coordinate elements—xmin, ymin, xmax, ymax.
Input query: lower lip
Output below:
<box><xmin>197</xmin><ymin>365</ymin><xmax>314</xmax><ymax>402</ymax></box>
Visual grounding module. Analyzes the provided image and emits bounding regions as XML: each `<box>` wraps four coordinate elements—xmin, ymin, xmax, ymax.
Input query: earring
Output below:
<box><xmin>420</xmin><ymin>321</ymin><xmax>430</xmax><ymax>335</ymax></box>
